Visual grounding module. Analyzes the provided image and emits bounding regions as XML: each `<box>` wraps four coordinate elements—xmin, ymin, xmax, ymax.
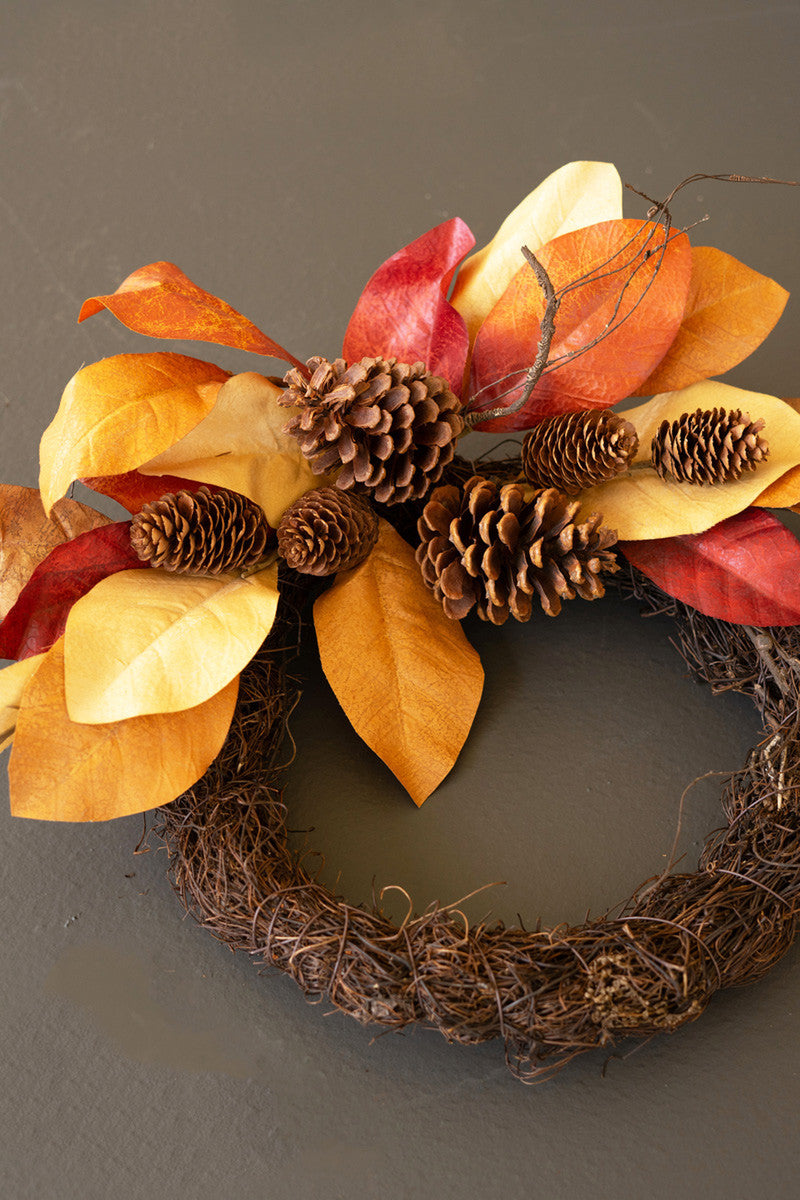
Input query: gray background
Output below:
<box><xmin>2</xmin><ymin>1</ymin><xmax>800</xmax><ymax>1197</ymax></box>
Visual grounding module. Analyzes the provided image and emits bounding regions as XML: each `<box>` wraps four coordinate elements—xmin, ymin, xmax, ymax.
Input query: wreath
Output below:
<box><xmin>2</xmin><ymin>161</ymin><xmax>800</xmax><ymax>1083</ymax></box>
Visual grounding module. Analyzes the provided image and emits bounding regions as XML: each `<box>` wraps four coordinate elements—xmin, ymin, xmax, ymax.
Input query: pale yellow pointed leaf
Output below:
<box><xmin>314</xmin><ymin>520</ymin><xmax>484</xmax><ymax>806</ymax></box>
<box><xmin>754</xmin><ymin>398</ymin><xmax>800</xmax><ymax>507</ymax></box>
<box><xmin>9</xmin><ymin>639</ymin><xmax>238</xmax><ymax>821</ymax></box>
<box><xmin>451</xmin><ymin>161</ymin><xmax>622</xmax><ymax>346</ymax></box>
<box><xmin>0</xmin><ymin>486</ymin><xmax>110</xmax><ymax>619</ymax></box>
<box><xmin>63</xmin><ymin>563</ymin><xmax>279</xmax><ymax>723</ymax></box>
<box><xmin>0</xmin><ymin>653</ymin><xmax>46</xmax><ymax>752</ymax></box>
<box><xmin>39</xmin><ymin>352</ymin><xmax>229</xmax><ymax>514</ymax></box>
<box><xmin>139</xmin><ymin>371</ymin><xmax>327</xmax><ymax>527</ymax></box>
<box><xmin>577</xmin><ymin>382</ymin><xmax>800</xmax><ymax>540</ymax></box>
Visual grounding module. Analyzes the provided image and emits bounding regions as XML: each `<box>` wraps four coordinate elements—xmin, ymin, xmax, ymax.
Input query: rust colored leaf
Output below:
<box><xmin>468</xmin><ymin>219</ymin><xmax>692</xmax><ymax>431</ymax></box>
<box><xmin>79</xmin><ymin>261</ymin><xmax>305</xmax><ymax>370</ymax></box>
<box><xmin>343</xmin><ymin>218</ymin><xmax>475</xmax><ymax>395</ymax></box>
<box><xmin>0</xmin><ymin>486</ymin><xmax>110</xmax><ymax>620</ymax></box>
<box><xmin>635</xmin><ymin>246</ymin><xmax>789</xmax><ymax>395</ymax></box>
<box><xmin>0</xmin><ymin>522</ymin><xmax>140</xmax><ymax>661</ymax></box>
<box><xmin>9</xmin><ymin>639</ymin><xmax>239</xmax><ymax>822</ymax></box>
<box><xmin>82</xmin><ymin>470</ymin><xmax>219</xmax><ymax>514</ymax></box>
<box><xmin>314</xmin><ymin>520</ymin><xmax>484</xmax><ymax>806</ymax></box>
<box><xmin>620</xmin><ymin>508</ymin><xmax>800</xmax><ymax>626</ymax></box>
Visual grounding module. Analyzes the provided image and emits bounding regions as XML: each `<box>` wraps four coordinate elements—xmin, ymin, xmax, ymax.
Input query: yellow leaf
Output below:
<box><xmin>0</xmin><ymin>654</ymin><xmax>46</xmax><ymax>752</ymax></box>
<box><xmin>9</xmin><ymin>639</ymin><xmax>238</xmax><ymax>821</ymax></box>
<box><xmin>754</xmin><ymin>398</ymin><xmax>800</xmax><ymax>507</ymax></box>
<box><xmin>577</xmin><ymin>382</ymin><xmax>800</xmax><ymax>540</ymax></box>
<box><xmin>314</xmin><ymin>520</ymin><xmax>484</xmax><ymax>806</ymax></box>
<box><xmin>39</xmin><ymin>352</ymin><xmax>229</xmax><ymax>514</ymax></box>
<box><xmin>450</xmin><ymin>161</ymin><xmax>622</xmax><ymax>347</ymax></box>
<box><xmin>0</xmin><ymin>486</ymin><xmax>110</xmax><ymax>619</ymax></box>
<box><xmin>139</xmin><ymin>371</ymin><xmax>325</xmax><ymax>527</ymax></box>
<box><xmin>63</xmin><ymin>563</ymin><xmax>278</xmax><ymax>723</ymax></box>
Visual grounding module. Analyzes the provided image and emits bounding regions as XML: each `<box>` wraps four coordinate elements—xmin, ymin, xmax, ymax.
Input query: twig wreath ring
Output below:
<box><xmin>2</xmin><ymin>161</ymin><xmax>800</xmax><ymax>1082</ymax></box>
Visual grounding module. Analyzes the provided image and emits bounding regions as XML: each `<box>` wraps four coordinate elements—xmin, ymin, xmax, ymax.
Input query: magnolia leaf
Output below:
<box><xmin>620</xmin><ymin>508</ymin><xmax>800</xmax><ymax>626</ymax></box>
<box><xmin>81</xmin><ymin>469</ymin><xmax>218</xmax><ymax>514</ymax></box>
<box><xmin>451</xmin><ymin>161</ymin><xmax>623</xmax><ymax>347</ymax></box>
<box><xmin>0</xmin><ymin>486</ymin><xmax>110</xmax><ymax>620</ymax></box>
<box><xmin>314</xmin><ymin>520</ymin><xmax>484</xmax><ymax>806</ymax></box>
<box><xmin>64</xmin><ymin>562</ymin><xmax>279</xmax><ymax>723</ymax></box>
<box><xmin>79</xmin><ymin>260</ymin><xmax>305</xmax><ymax>370</ymax></box>
<box><xmin>0</xmin><ymin>522</ymin><xmax>141</xmax><ymax>661</ymax></box>
<box><xmin>343</xmin><ymin>218</ymin><xmax>475</xmax><ymax>395</ymax></box>
<box><xmin>635</xmin><ymin>246</ymin><xmax>789</xmax><ymax>395</ymax></box>
<box><xmin>468</xmin><ymin>221</ymin><xmax>692</xmax><ymax>431</ymax></box>
<box><xmin>39</xmin><ymin>352</ymin><xmax>228</xmax><ymax>514</ymax></box>
<box><xmin>754</xmin><ymin>399</ymin><xmax>800</xmax><ymax>508</ymax></box>
<box><xmin>140</xmin><ymin>372</ymin><xmax>325</xmax><ymax>527</ymax></box>
<box><xmin>0</xmin><ymin>654</ymin><xmax>46</xmax><ymax>752</ymax></box>
<box><xmin>576</xmin><ymin>382</ymin><xmax>800</xmax><ymax>540</ymax></box>
<box><xmin>9</xmin><ymin>639</ymin><xmax>238</xmax><ymax>821</ymax></box>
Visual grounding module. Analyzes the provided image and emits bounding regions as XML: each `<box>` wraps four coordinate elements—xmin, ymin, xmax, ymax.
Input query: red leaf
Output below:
<box><xmin>0</xmin><ymin>521</ymin><xmax>142</xmax><ymax>660</ymax></box>
<box><xmin>619</xmin><ymin>508</ymin><xmax>800</xmax><ymax>626</ymax></box>
<box><xmin>82</xmin><ymin>470</ymin><xmax>220</xmax><ymax>514</ymax></box>
<box><xmin>343</xmin><ymin>218</ymin><xmax>475</xmax><ymax>395</ymax></box>
<box><xmin>79</xmin><ymin>261</ymin><xmax>305</xmax><ymax>370</ymax></box>
<box><xmin>468</xmin><ymin>220</ymin><xmax>692</xmax><ymax>431</ymax></box>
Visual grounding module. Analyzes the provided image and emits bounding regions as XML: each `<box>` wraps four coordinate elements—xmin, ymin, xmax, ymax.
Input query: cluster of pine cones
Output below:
<box><xmin>128</xmin><ymin>353</ymin><xmax>770</xmax><ymax>626</ymax></box>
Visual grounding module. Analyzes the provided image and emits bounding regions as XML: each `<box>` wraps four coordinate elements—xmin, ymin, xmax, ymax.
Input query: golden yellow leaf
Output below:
<box><xmin>577</xmin><ymin>382</ymin><xmax>800</xmax><ymax>540</ymax></box>
<box><xmin>63</xmin><ymin>563</ymin><xmax>278</xmax><ymax>724</ymax></box>
<box><xmin>139</xmin><ymin>371</ymin><xmax>326</xmax><ymax>527</ymax></box>
<box><xmin>0</xmin><ymin>654</ymin><xmax>46</xmax><ymax>752</ymax></box>
<box><xmin>0</xmin><ymin>486</ymin><xmax>110</xmax><ymax>619</ymax></box>
<box><xmin>39</xmin><ymin>352</ymin><xmax>229</xmax><ymax>514</ymax></box>
<box><xmin>9</xmin><ymin>639</ymin><xmax>238</xmax><ymax>822</ymax></box>
<box><xmin>314</xmin><ymin>520</ymin><xmax>484</xmax><ymax>806</ymax></box>
<box><xmin>450</xmin><ymin>161</ymin><xmax>622</xmax><ymax>347</ymax></box>
<box><xmin>754</xmin><ymin>399</ymin><xmax>800</xmax><ymax>507</ymax></box>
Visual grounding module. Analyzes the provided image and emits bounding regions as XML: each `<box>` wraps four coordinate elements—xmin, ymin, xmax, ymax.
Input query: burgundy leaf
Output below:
<box><xmin>0</xmin><ymin>521</ymin><xmax>142</xmax><ymax>660</ymax></box>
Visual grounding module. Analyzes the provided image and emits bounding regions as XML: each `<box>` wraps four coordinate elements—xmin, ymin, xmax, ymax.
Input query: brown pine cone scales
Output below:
<box><xmin>416</xmin><ymin>476</ymin><xmax>619</xmax><ymax>624</ymax></box>
<box><xmin>651</xmin><ymin>407</ymin><xmax>769</xmax><ymax>484</ymax></box>
<box><xmin>280</xmin><ymin>355</ymin><xmax>464</xmax><ymax>505</ymax></box>
<box><xmin>522</xmin><ymin>410</ymin><xmax>639</xmax><ymax>494</ymax></box>
<box><xmin>130</xmin><ymin>486</ymin><xmax>270</xmax><ymax>574</ymax></box>
<box><xmin>277</xmin><ymin>488</ymin><xmax>378</xmax><ymax>576</ymax></box>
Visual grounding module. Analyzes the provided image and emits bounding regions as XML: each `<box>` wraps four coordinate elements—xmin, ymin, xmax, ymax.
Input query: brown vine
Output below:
<box><xmin>150</xmin><ymin>567</ymin><xmax>800</xmax><ymax>1084</ymax></box>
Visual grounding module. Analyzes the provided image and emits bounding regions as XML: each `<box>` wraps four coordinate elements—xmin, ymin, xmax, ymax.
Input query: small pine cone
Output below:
<box><xmin>280</xmin><ymin>355</ymin><xmax>464</xmax><ymax>505</ymax></box>
<box><xmin>277</xmin><ymin>488</ymin><xmax>378</xmax><ymax>576</ymax></box>
<box><xmin>416</xmin><ymin>475</ymin><xmax>619</xmax><ymax>624</ymax></box>
<box><xmin>522</xmin><ymin>410</ymin><xmax>639</xmax><ymax>494</ymax></box>
<box><xmin>651</xmin><ymin>407</ymin><xmax>769</xmax><ymax>485</ymax></box>
<box><xmin>130</xmin><ymin>486</ymin><xmax>270</xmax><ymax>574</ymax></box>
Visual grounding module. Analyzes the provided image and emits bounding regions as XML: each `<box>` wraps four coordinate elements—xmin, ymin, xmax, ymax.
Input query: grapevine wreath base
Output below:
<box><xmin>152</xmin><ymin>566</ymin><xmax>800</xmax><ymax>1084</ymax></box>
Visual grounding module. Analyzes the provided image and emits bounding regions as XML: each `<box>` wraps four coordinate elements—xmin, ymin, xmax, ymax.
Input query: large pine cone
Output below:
<box><xmin>522</xmin><ymin>410</ymin><xmax>639</xmax><ymax>494</ymax></box>
<box><xmin>130</xmin><ymin>486</ymin><xmax>270</xmax><ymax>574</ymax></box>
<box><xmin>651</xmin><ymin>407</ymin><xmax>769</xmax><ymax>484</ymax></box>
<box><xmin>277</xmin><ymin>488</ymin><xmax>378</xmax><ymax>576</ymax></box>
<box><xmin>416</xmin><ymin>476</ymin><xmax>619</xmax><ymax>623</ymax></box>
<box><xmin>280</xmin><ymin>355</ymin><xmax>464</xmax><ymax>505</ymax></box>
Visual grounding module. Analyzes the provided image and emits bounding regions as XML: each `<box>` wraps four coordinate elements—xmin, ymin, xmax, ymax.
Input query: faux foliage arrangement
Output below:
<box><xmin>3</xmin><ymin>161</ymin><xmax>800</xmax><ymax>1080</ymax></box>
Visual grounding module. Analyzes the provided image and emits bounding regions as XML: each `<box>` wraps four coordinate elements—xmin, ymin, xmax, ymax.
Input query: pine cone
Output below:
<box><xmin>280</xmin><ymin>355</ymin><xmax>464</xmax><ymax>505</ymax></box>
<box><xmin>416</xmin><ymin>475</ymin><xmax>619</xmax><ymax>624</ymax></box>
<box><xmin>522</xmin><ymin>410</ymin><xmax>639</xmax><ymax>494</ymax></box>
<box><xmin>651</xmin><ymin>407</ymin><xmax>769</xmax><ymax>484</ymax></box>
<box><xmin>130</xmin><ymin>486</ymin><xmax>270</xmax><ymax>574</ymax></box>
<box><xmin>277</xmin><ymin>488</ymin><xmax>378</xmax><ymax>576</ymax></box>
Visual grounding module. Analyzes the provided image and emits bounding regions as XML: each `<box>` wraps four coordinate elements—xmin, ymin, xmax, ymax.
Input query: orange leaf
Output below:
<box><xmin>0</xmin><ymin>486</ymin><xmax>110</xmax><ymax>620</ymax></box>
<box><xmin>314</xmin><ymin>520</ymin><xmax>484</xmax><ymax>806</ymax></box>
<box><xmin>634</xmin><ymin>246</ymin><xmax>789</xmax><ymax>395</ymax></box>
<box><xmin>754</xmin><ymin>398</ymin><xmax>800</xmax><ymax>508</ymax></box>
<box><xmin>9</xmin><ymin>639</ymin><xmax>238</xmax><ymax>822</ymax></box>
<box><xmin>79</xmin><ymin>261</ymin><xmax>305</xmax><ymax>369</ymax></box>
<box><xmin>39</xmin><ymin>352</ymin><xmax>228</xmax><ymax>514</ymax></box>
<box><xmin>468</xmin><ymin>220</ymin><xmax>692</xmax><ymax>431</ymax></box>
